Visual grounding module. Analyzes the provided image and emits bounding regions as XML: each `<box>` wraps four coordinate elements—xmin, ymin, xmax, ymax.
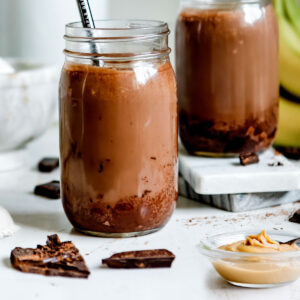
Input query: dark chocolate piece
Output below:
<box><xmin>102</xmin><ymin>249</ymin><xmax>175</xmax><ymax>269</ymax></box>
<box><xmin>38</xmin><ymin>157</ymin><xmax>59</xmax><ymax>172</ymax></box>
<box><xmin>274</xmin><ymin>146</ymin><xmax>300</xmax><ymax>160</ymax></box>
<box><xmin>289</xmin><ymin>209</ymin><xmax>300</xmax><ymax>224</ymax></box>
<box><xmin>239</xmin><ymin>152</ymin><xmax>259</xmax><ymax>166</ymax></box>
<box><xmin>34</xmin><ymin>180</ymin><xmax>60</xmax><ymax>199</ymax></box>
<box><xmin>10</xmin><ymin>234</ymin><xmax>90</xmax><ymax>278</ymax></box>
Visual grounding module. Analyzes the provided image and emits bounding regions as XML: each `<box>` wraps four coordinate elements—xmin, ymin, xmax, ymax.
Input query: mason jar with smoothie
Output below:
<box><xmin>176</xmin><ymin>0</ymin><xmax>279</xmax><ymax>156</ymax></box>
<box><xmin>59</xmin><ymin>20</ymin><xmax>178</xmax><ymax>237</ymax></box>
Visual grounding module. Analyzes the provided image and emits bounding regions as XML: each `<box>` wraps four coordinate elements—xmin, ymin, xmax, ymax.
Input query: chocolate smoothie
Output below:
<box><xmin>59</xmin><ymin>61</ymin><xmax>177</xmax><ymax>235</ymax></box>
<box><xmin>176</xmin><ymin>3</ymin><xmax>278</xmax><ymax>155</ymax></box>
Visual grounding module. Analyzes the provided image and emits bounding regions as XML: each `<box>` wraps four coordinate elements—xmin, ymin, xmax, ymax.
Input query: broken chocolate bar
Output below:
<box><xmin>239</xmin><ymin>152</ymin><xmax>259</xmax><ymax>166</ymax></box>
<box><xmin>102</xmin><ymin>249</ymin><xmax>175</xmax><ymax>269</ymax></box>
<box><xmin>289</xmin><ymin>209</ymin><xmax>300</xmax><ymax>224</ymax></box>
<box><xmin>10</xmin><ymin>234</ymin><xmax>90</xmax><ymax>278</ymax></box>
<box><xmin>34</xmin><ymin>180</ymin><xmax>60</xmax><ymax>199</ymax></box>
<box><xmin>38</xmin><ymin>157</ymin><xmax>59</xmax><ymax>172</ymax></box>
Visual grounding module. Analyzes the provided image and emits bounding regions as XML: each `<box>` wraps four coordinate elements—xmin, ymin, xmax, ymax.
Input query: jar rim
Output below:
<box><xmin>64</xmin><ymin>19</ymin><xmax>170</xmax><ymax>62</ymax></box>
<box><xmin>65</xmin><ymin>19</ymin><xmax>170</xmax><ymax>40</ymax></box>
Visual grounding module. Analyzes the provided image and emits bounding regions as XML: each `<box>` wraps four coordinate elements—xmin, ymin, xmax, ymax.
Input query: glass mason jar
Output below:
<box><xmin>176</xmin><ymin>0</ymin><xmax>279</xmax><ymax>156</ymax></box>
<box><xmin>59</xmin><ymin>20</ymin><xmax>178</xmax><ymax>237</ymax></box>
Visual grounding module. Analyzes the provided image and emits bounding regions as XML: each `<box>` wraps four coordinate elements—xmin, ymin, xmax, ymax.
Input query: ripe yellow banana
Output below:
<box><xmin>276</xmin><ymin>97</ymin><xmax>300</xmax><ymax>148</ymax></box>
<box><xmin>273</xmin><ymin>0</ymin><xmax>300</xmax><ymax>149</ymax></box>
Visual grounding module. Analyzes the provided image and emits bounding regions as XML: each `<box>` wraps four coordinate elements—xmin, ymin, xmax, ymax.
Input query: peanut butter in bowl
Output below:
<box><xmin>219</xmin><ymin>230</ymin><xmax>299</xmax><ymax>253</ymax></box>
<box><xmin>199</xmin><ymin>230</ymin><xmax>300</xmax><ymax>288</ymax></box>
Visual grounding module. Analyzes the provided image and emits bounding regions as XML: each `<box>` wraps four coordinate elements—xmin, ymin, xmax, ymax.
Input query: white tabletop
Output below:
<box><xmin>0</xmin><ymin>125</ymin><xmax>299</xmax><ymax>300</ymax></box>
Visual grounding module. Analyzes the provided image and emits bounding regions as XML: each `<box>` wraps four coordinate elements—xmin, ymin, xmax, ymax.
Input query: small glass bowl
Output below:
<box><xmin>199</xmin><ymin>229</ymin><xmax>300</xmax><ymax>288</ymax></box>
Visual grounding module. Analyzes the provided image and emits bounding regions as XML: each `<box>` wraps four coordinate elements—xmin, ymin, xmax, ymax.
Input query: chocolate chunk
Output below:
<box><xmin>142</xmin><ymin>190</ymin><xmax>151</xmax><ymax>197</ymax></box>
<box><xmin>10</xmin><ymin>234</ymin><xmax>90</xmax><ymax>278</ymax></box>
<box><xmin>38</xmin><ymin>157</ymin><xmax>59</xmax><ymax>172</ymax></box>
<box><xmin>239</xmin><ymin>152</ymin><xmax>259</xmax><ymax>166</ymax></box>
<box><xmin>34</xmin><ymin>181</ymin><xmax>60</xmax><ymax>199</ymax></box>
<box><xmin>102</xmin><ymin>249</ymin><xmax>175</xmax><ymax>269</ymax></box>
<box><xmin>289</xmin><ymin>209</ymin><xmax>300</xmax><ymax>224</ymax></box>
<box><xmin>274</xmin><ymin>146</ymin><xmax>300</xmax><ymax>160</ymax></box>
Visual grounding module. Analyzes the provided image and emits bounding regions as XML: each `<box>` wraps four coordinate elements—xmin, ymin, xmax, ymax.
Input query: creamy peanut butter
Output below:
<box><xmin>213</xmin><ymin>230</ymin><xmax>300</xmax><ymax>285</ymax></box>
<box><xmin>219</xmin><ymin>230</ymin><xmax>299</xmax><ymax>253</ymax></box>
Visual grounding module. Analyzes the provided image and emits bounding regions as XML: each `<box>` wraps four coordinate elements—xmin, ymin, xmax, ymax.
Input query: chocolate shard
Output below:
<box><xmin>239</xmin><ymin>152</ymin><xmax>259</xmax><ymax>166</ymax></box>
<box><xmin>38</xmin><ymin>157</ymin><xmax>59</xmax><ymax>172</ymax></box>
<box><xmin>34</xmin><ymin>181</ymin><xmax>60</xmax><ymax>199</ymax></box>
<box><xmin>10</xmin><ymin>234</ymin><xmax>90</xmax><ymax>278</ymax></box>
<box><xmin>289</xmin><ymin>209</ymin><xmax>300</xmax><ymax>224</ymax></box>
<box><xmin>102</xmin><ymin>249</ymin><xmax>175</xmax><ymax>269</ymax></box>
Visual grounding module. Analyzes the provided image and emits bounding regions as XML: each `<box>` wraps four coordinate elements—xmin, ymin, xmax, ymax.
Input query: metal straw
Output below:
<box><xmin>76</xmin><ymin>0</ymin><xmax>96</xmax><ymax>28</ymax></box>
<box><xmin>76</xmin><ymin>0</ymin><xmax>99</xmax><ymax>65</ymax></box>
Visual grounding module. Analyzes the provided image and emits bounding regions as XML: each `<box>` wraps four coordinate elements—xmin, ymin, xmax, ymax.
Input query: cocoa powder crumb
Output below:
<box><xmin>142</xmin><ymin>190</ymin><xmax>151</xmax><ymax>197</ymax></box>
<box><xmin>265</xmin><ymin>213</ymin><xmax>274</xmax><ymax>217</ymax></box>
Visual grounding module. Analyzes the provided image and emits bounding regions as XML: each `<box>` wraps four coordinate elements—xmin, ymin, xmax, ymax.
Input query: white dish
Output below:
<box><xmin>0</xmin><ymin>58</ymin><xmax>59</xmax><ymax>151</ymax></box>
<box><xmin>0</xmin><ymin>206</ymin><xmax>18</xmax><ymax>238</ymax></box>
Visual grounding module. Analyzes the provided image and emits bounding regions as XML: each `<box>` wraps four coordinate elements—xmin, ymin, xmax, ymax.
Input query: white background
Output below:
<box><xmin>0</xmin><ymin>0</ymin><xmax>180</xmax><ymax>64</ymax></box>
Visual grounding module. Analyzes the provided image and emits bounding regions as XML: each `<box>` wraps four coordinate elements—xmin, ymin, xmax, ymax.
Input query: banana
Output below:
<box><xmin>277</xmin><ymin>5</ymin><xmax>300</xmax><ymax>96</ymax></box>
<box><xmin>273</xmin><ymin>0</ymin><xmax>300</xmax><ymax>149</ymax></box>
<box><xmin>284</xmin><ymin>0</ymin><xmax>300</xmax><ymax>36</ymax></box>
<box><xmin>279</xmin><ymin>27</ymin><xmax>300</xmax><ymax>97</ymax></box>
<box><xmin>275</xmin><ymin>97</ymin><xmax>300</xmax><ymax>148</ymax></box>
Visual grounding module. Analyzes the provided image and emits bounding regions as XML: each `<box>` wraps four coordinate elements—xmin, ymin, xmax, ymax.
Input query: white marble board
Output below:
<box><xmin>179</xmin><ymin>144</ymin><xmax>300</xmax><ymax>195</ymax></box>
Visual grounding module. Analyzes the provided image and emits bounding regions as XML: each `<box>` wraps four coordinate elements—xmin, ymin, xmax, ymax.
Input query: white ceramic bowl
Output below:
<box><xmin>0</xmin><ymin>58</ymin><xmax>59</xmax><ymax>151</ymax></box>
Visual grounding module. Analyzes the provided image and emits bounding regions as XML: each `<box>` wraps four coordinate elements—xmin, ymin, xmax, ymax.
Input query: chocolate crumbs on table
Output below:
<box><xmin>268</xmin><ymin>162</ymin><xmax>284</xmax><ymax>167</ymax></box>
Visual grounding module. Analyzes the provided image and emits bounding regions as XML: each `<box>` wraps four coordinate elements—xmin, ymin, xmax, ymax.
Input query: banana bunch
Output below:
<box><xmin>274</xmin><ymin>0</ymin><xmax>300</xmax><ymax>148</ymax></box>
